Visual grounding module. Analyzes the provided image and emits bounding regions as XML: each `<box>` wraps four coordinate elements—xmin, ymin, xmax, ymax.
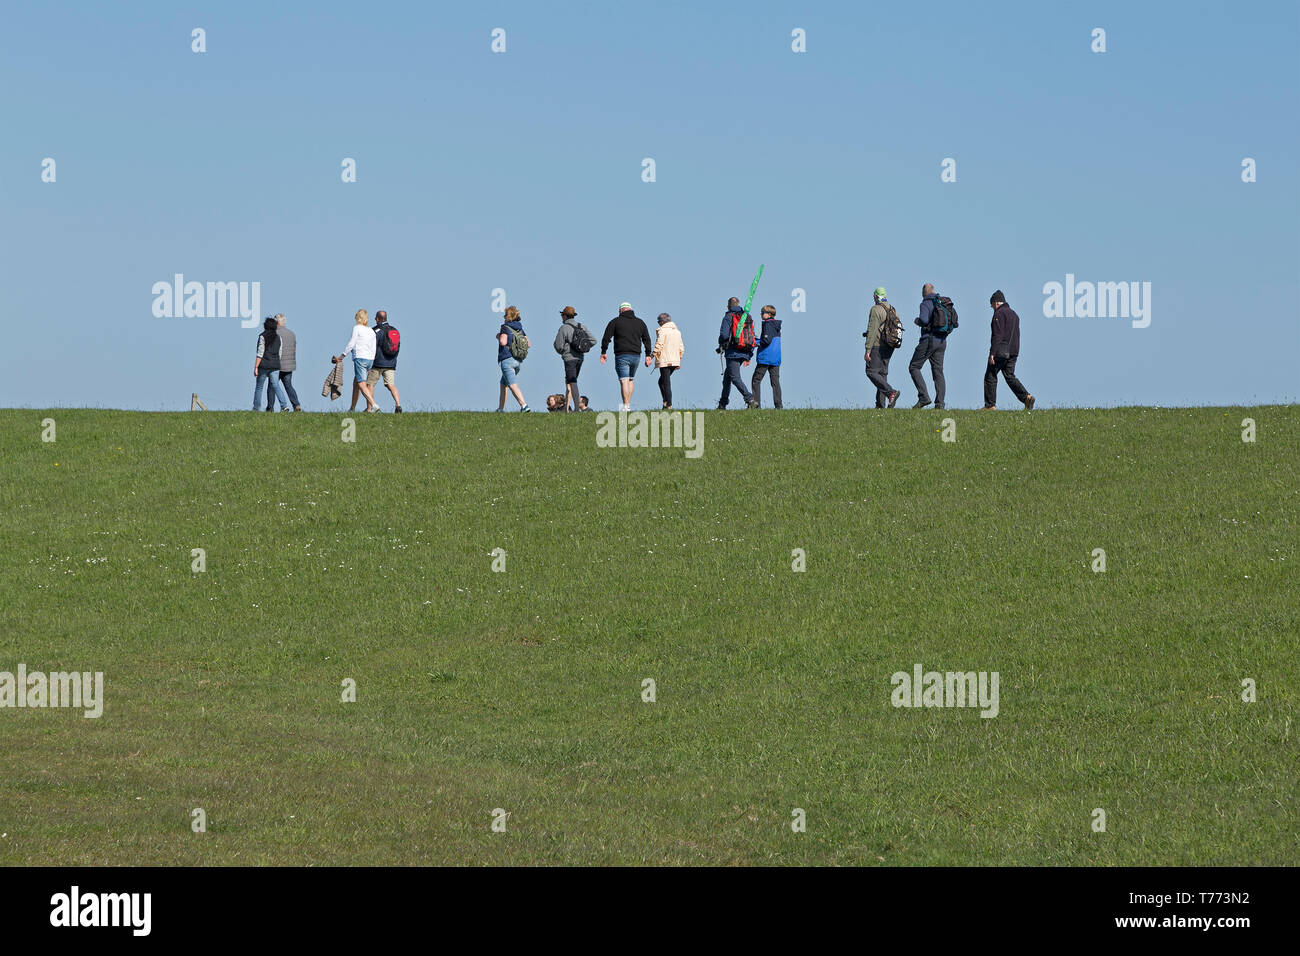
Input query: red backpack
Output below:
<box><xmin>377</xmin><ymin>325</ymin><xmax>400</xmax><ymax>358</ymax></box>
<box><xmin>728</xmin><ymin>311</ymin><xmax>756</xmax><ymax>350</ymax></box>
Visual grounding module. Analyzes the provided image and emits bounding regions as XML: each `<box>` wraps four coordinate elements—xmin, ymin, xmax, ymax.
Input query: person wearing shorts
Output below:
<box><xmin>367</xmin><ymin>309</ymin><xmax>402</xmax><ymax>412</ymax></box>
<box><xmin>553</xmin><ymin>306</ymin><xmax>585</xmax><ymax>412</ymax></box>
<box><xmin>496</xmin><ymin>305</ymin><xmax>530</xmax><ymax>412</ymax></box>
<box><xmin>599</xmin><ymin>302</ymin><xmax>652</xmax><ymax>411</ymax></box>
<box><xmin>332</xmin><ymin>309</ymin><xmax>378</xmax><ymax>412</ymax></box>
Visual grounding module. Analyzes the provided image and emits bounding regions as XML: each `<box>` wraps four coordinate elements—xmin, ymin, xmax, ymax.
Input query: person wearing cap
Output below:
<box><xmin>369</xmin><ymin>310</ymin><xmax>402</xmax><ymax>413</ymax></box>
<box><xmin>254</xmin><ymin>316</ymin><xmax>291</xmax><ymax>411</ymax></box>
<box><xmin>599</xmin><ymin>303</ymin><xmax>653</xmax><ymax>412</ymax></box>
<box><xmin>717</xmin><ymin>297</ymin><xmax>758</xmax><ymax>410</ymax></box>
<box><xmin>651</xmin><ymin>312</ymin><xmax>684</xmax><ymax>410</ymax></box>
<box><xmin>909</xmin><ymin>284</ymin><xmax>947</xmax><ymax>409</ymax></box>
<box><xmin>864</xmin><ymin>287</ymin><xmax>901</xmax><ymax>408</ymax></box>
<box><xmin>983</xmin><ymin>290</ymin><xmax>1035</xmax><ymax>410</ymax></box>
<box><xmin>751</xmin><ymin>304</ymin><xmax>782</xmax><ymax>409</ymax></box>
<box><xmin>553</xmin><ymin>305</ymin><xmax>584</xmax><ymax>413</ymax></box>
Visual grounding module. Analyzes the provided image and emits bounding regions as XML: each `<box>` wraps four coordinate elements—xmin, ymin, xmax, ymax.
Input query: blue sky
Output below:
<box><xmin>2</xmin><ymin>0</ymin><xmax>1296</xmax><ymax>410</ymax></box>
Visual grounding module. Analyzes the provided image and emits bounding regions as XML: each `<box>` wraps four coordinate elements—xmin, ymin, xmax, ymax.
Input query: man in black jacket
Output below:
<box><xmin>369</xmin><ymin>310</ymin><xmax>402</xmax><ymax>412</ymax></box>
<box><xmin>600</xmin><ymin>303</ymin><xmax>653</xmax><ymax>411</ymax></box>
<box><xmin>983</xmin><ymin>290</ymin><xmax>1035</xmax><ymax>410</ymax></box>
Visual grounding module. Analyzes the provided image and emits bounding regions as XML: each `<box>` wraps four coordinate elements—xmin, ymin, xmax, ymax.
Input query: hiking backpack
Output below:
<box><xmin>728</xmin><ymin>311</ymin><xmax>757</xmax><ymax>351</ymax></box>
<box><xmin>928</xmin><ymin>296</ymin><xmax>959</xmax><ymax>335</ymax></box>
<box><xmin>508</xmin><ymin>326</ymin><xmax>530</xmax><ymax>361</ymax></box>
<box><xmin>880</xmin><ymin>304</ymin><xmax>903</xmax><ymax>350</ymax></box>
<box><xmin>377</xmin><ymin>325</ymin><xmax>401</xmax><ymax>358</ymax></box>
<box><xmin>570</xmin><ymin>323</ymin><xmax>597</xmax><ymax>354</ymax></box>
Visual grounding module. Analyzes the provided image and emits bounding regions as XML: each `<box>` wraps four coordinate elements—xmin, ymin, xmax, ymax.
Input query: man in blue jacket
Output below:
<box><xmin>717</xmin><ymin>297</ymin><xmax>758</xmax><ymax>409</ymax></box>
<box><xmin>750</xmin><ymin>305</ymin><xmax>782</xmax><ymax>408</ymax></box>
<box><xmin>909</xmin><ymin>283</ymin><xmax>949</xmax><ymax>409</ymax></box>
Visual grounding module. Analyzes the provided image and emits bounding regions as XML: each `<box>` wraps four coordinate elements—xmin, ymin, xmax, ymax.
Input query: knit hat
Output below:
<box><xmin>990</xmin><ymin>290</ymin><xmax>1006</xmax><ymax>306</ymax></box>
<box><xmin>619</xmin><ymin>302</ymin><xmax>632</xmax><ymax>312</ymax></box>
<box><xmin>873</xmin><ymin>286</ymin><xmax>887</xmax><ymax>300</ymax></box>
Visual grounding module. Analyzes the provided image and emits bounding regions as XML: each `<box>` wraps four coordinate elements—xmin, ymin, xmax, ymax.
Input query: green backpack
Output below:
<box><xmin>508</xmin><ymin>327</ymin><xmax>530</xmax><ymax>361</ymax></box>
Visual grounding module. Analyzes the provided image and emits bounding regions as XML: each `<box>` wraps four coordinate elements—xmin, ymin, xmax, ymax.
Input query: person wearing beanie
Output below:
<box><xmin>599</xmin><ymin>303</ymin><xmax>653</xmax><ymax>411</ymax></box>
<box><xmin>983</xmin><ymin>290</ymin><xmax>1035</xmax><ymax>410</ymax></box>
<box><xmin>751</xmin><ymin>304</ymin><xmax>783</xmax><ymax>408</ymax></box>
<box><xmin>864</xmin><ymin>287</ymin><xmax>901</xmax><ymax>408</ymax></box>
<box><xmin>651</xmin><ymin>312</ymin><xmax>685</xmax><ymax>409</ymax></box>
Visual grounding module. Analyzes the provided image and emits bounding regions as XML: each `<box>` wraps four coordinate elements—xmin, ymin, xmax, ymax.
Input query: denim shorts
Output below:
<box><xmin>353</xmin><ymin>357</ymin><xmax>373</xmax><ymax>383</ymax></box>
<box><xmin>614</xmin><ymin>353</ymin><xmax>639</xmax><ymax>379</ymax></box>
<box><xmin>499</xmin><ymin>357</ymin><xmax>522</xmax><ymax>386</ymax></box>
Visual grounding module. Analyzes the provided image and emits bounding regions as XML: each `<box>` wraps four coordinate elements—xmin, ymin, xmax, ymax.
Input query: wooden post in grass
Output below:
<box><xmin>191</xmin><ymin>393</ymin><xmax>208</xmax><ymax>411</ymax></box>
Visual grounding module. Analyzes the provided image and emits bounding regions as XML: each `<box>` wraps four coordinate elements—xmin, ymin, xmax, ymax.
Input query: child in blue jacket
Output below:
<box><xmin>751</xmin><ymin>305</ymin><xmax>782</xmax><ymax>408</ymax></box>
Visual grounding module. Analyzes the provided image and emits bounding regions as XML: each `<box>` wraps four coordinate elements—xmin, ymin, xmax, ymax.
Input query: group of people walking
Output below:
<box><xmin>253</xmin><ymin>308</ymin><xmax>405</xmax><ymax>412</ymax></box>
<box><xmin>493</xmin><ymin>298</ymin><xmax>786</xmax><ymax>412</ymax></box>
<box><xmin>253</xmin><ymin>286</ymin><xmax>1035</xmax><ymax>412</ymax></box>
<box><xmin>861</xmin><ymin>285</ymin><xmax>1034</xmax><ymax>411</ymax></box>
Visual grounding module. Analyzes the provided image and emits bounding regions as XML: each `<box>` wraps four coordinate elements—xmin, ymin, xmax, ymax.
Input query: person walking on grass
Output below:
<box><xmin>751</xmin><ymin>304</ymin><xmax>782</xmax><ymax>408</ymax></box>
<box><xmin>254</xmin><ymin>316</ymin><xmax>290</xmax><ymax>412</ymax></box>
<box><xmin>263</xmin><ymin>314</ymin><xmax>301</xmax><ymax>411</ymax></box>
<box><xmin>652</xmin><ymin>312</ymin><xmax>684</xmax><ymax>409</ymax></box>
<box><xmin>496</xmin><ymin>305</ymin><xmax>531</xmax><ymax>412</ymax></box>
<box><xmin>332</xmin><ymin>309</ymin><xmax>378</xmax><ymax>412</ymax></box>
<box><xmin>864</xmin><ymin>287</ymin><xmax>901</xmax><ymax>408</ymax></box>
<box><xmin>553</xmin><ymin>306</ymin><xmax>589</xmax><ymax>412</ymax></box>
<box><xmin>909</xmin><ymin>284</ymin><xmax>952</xmax><ymax>409</ymax></box>
<box><xmin>600</xmin><ymin>303</ymin><xmax>652</xmax><ymax>411</ymax></box>
<box><xmin>717</xmin><ymin>297</ymin><xmax>758</xmax><ymax>410</ymax></box>
<box><xmin>983</xmin><ymin>290</ymin><xmax>1035</xmax><ymax>410</ymax></box>
<box><xmin>369</xmin><ymin>310</ymin><xmax>402</xmax><ymax>413</ymax></box>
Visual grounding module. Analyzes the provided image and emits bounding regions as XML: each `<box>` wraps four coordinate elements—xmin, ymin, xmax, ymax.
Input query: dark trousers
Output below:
<box><xmin>751</xmin><ymin>364</ymin><xmax>781</xmax><ymax>408</ymax></box>
<box><xmin>658</xmin><ymin>366</ymin><xmax>677</xmax><ymax>406</ymax></box>
<box><xmin>909</xmin><ymin>336</ymin><xmax>946</xmax><ymax>407</ymax></box>
<box><xmin>719</xmin><ymin>358</ymin><xmax>752</xmax><ymax>408</ymax></box>
<box><xmin>865</xmin><ymin>345</ymin><xmax>895</xmax><ymax>407</ymax></box>
<box><xmin>984</xmin><ymin>353</ymin><xmax>1031</xmax><ymax>407</ymax></box>
<box><xmin>563</xmin><ymin>358</ymin><xmax>583</xmax><ymax>411</ymax></box>
<box><xmin>280</xmin><ymin>371</ymin><xmax>300</xmax><ymax>409</ymax></box>
<box><xmin>265</xmin><ymin>370</ymin><xmax>300</xmax><ymax>410</ymax></box>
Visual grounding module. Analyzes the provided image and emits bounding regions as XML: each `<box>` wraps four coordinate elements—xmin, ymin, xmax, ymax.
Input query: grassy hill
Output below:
<box><xmin>0</xmin><ymin>406</ymin><xmax>1295</xmax><ymax>865</ymax></box>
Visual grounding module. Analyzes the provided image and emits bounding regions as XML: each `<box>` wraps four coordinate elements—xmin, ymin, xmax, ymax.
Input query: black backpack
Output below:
<box><xmin>570</xmin><ymin>323</ymin><xmax>597</xmax><ymax>354</ymax></box>
<box><xmin>929</xmin><ymin>296</ymin><xmax>959</xmax><ymax>335</ymax></box>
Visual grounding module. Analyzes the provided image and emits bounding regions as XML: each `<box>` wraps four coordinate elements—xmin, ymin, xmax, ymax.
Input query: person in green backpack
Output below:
<box><xmin>496</xmin><ymin>305</ymin><xmax>531</xmax><ymax>412</ymax></box>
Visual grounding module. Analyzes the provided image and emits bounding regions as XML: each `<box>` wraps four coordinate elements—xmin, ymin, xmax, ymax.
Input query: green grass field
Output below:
<box><xmin>0</xmin><ymin>407</ymin><xmax>1295</xmax><ymax>865</ymax></box>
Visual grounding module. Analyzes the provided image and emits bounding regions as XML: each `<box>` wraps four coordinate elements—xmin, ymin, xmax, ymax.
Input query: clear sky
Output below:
<box><xmin>2</xmin><ymin>0</ymin><xmax>1296</xmax><ymax>411</ymax></box>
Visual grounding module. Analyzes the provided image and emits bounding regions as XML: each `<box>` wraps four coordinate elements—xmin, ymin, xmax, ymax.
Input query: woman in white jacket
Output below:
<box><xmin>652</xmin><ymin>312</ymin><xmax>684</xmax><ymax>410</ymax></box>
<box><xmin>333</xmin><ymin>309</ymin><xmax>379</xmax><ymax>412</ymax></box>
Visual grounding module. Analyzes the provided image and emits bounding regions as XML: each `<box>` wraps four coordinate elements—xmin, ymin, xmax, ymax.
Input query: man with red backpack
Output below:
<box><xmin>716</xmin><ymin>297</ymin><xmax>759</xmax><ymax>410</ymax></box>
<box><xmin>369</xmin><ymin>310</ymin><xmax>403</xmax><ymax>412</ymax></box>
